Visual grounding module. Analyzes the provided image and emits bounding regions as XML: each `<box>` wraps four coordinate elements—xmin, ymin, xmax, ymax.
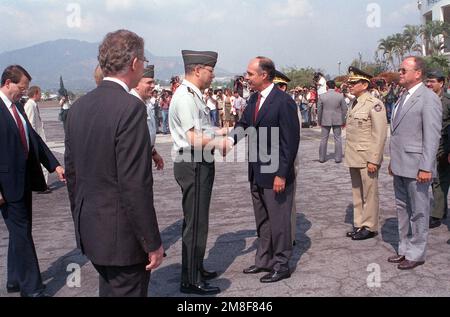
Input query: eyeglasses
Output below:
<box><xmin>398</xmin><ymin>68</ymin><xmax>416</xmax><ymax>74</ymax></box>
<box><xmin>137</xmin><ymin>56</ymin><xmax>149</xmax><ymax>67</ymax></box>
<box><xmin>200</xmin><ymin>66</ymin><xmax>214</xmax><ymax>74</ymax></box>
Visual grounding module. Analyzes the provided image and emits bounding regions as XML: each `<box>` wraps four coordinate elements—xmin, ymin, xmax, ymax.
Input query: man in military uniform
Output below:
<box><xmin>274</xmin><ymin>70</ymin><xmax>300</xmax><ymax>246</ymax></box>
<box><xmin>130</xmin><ymin>65</ymin><xmax>164</xmax><ymax>170</ymax></box>
<box><xmin>344</xmin><ymin>67</ymin><xmax>387</xmax><ymax>240</ymax></box>
<box><xmin>169</xmin><ymin>50</ymin><xmax>229</xmax><ymax>295</ymax></box>
<box><xmin>425</xmin><ymin>70</ymin><xmax>450</xmax><ymax>229</ymax></box>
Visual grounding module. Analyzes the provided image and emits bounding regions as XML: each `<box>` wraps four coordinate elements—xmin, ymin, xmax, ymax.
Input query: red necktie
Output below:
<box><xmin>11</xmin><ymin>104</ymin><xmax>29</xmax><ymax>157</ymax></box>
<box><xmin>254</xmin><ymin>93</ymin><xmax>262</xmax><ymax>123</ymax></box>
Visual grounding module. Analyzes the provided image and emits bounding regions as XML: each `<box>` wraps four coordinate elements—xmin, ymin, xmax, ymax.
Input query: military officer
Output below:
<box><xmin>169</xmin><ymin>50</ymin><xmax>230</xmax><ymax>295</ymax></box>
<box><xmin>274</xmin><ymin>70</ymin><xmax>300</xmax><ymax>246</ymax></box>
<box><xmin>130</xmin><ymin>65</ymin><xmax>164</xmax><ymax>170</ymax></box>
<box><xmin>344</xmin><ymin>67</ymin><xmax>387</xmax><ymax>240</ymax></box>
<box><xmin>425</xmin><ymin>70</ymin><xmax>450</xmax><ymax>229</ymax></box>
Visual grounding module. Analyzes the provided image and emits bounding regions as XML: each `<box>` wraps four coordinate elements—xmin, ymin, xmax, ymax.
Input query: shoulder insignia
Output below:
<box><xmin>187</xmin><ymin>86</ymin><xmax>195</xmax><ymax>97</ymax></box>
<box><xmin>374</xmin><ymin>104</ymin><xmax>382</xmax><ymax>112</ymax></box>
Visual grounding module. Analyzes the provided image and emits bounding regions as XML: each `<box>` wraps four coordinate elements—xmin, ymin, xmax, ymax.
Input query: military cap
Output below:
<box><xmin>427</xmin><ymin>69</ymin><xmax>445</xmax><ymax>81</ymax></box>
<box><xmin>273</xmin><ymin>70</ymin><xmax>291</xmax><ymax>85</ymax></box>
<box><xmin>182</xmin><ymin>50</ymin><xmax>218</xmax><ymax>67</ymax></box>
<box><xmin>142</xmin><ymin>65</ymin><xmax>155</xmax><ymax>78</ymax></box>
<box><xmin>347</xmin><ymin>66</ymin><xmax>373</xmax><ymax>83</ymax></box>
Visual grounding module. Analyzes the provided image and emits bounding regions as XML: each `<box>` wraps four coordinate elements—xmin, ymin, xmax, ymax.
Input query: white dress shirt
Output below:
<box><xmin>257</xmin><ymin>83</ymin><xmax>275</xmax><ymax>111</ymax></box>
<box><xmin>0</xmin><ymin>90</ymin><xmax>30</xmax><ymax>149</ymax></box>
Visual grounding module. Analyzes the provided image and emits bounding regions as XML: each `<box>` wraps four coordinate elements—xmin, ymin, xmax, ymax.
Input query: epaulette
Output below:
<box><xmin>187</xmin><ymin>86</ymin><xmax>195</xmax><ymax>97</ymax></box>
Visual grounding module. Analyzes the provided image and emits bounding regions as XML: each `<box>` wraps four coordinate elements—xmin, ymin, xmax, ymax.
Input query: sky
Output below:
<box><xmin>0</xmin><ymin>0</ymin><xmax>421</xmax><ymax>75</ymax></box>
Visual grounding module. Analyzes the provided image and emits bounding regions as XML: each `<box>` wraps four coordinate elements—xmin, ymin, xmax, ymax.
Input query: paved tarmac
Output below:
<box><xmin>1</xmin><ymin>107</ymin><xmax>450</xmax><ymax>297</ymax></box>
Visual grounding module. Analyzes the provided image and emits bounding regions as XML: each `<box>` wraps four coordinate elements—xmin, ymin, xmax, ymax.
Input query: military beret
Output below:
<box><xmin>273</xmin><ymin>70</ymin><xmax>291</xmax><ymax>85</ymax></box>
<box><xmin>182</xmin><ymin>50</ymin><xmax>218</xmax><ymax>67</ymax></box>
<box><xmin>142</xmin><ymin>65</ymin><xmax>155</xmax><ymax>78</ymax></box>
<box><xmin>347</xmin><ymin>66</ymin><xmax>373</xmax><ymax>83</ymax></box>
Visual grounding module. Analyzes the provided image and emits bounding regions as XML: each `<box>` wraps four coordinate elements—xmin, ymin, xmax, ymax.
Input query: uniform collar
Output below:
<box><xmin>182</xmin><ymin>79</ymin><xmax>204</xmax><ymax>100</ymax></box>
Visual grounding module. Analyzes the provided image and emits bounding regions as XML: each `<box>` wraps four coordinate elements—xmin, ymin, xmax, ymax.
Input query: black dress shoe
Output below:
<box><xmin>20</xmin><ymin>290</ymin><xmax>51</xmax><ymax>297</ymax></box>
<box><xmin>180</xmin><ymin>283</ymin><xmax>221</xmax><ymax>295</ymax></box>
<box><xmin>6</xmin><ymin>283</ymin><xmax>20</xmax><ymax>293</ymax></box>
<box><xmin>429</xmin><ymin>217</ymin><xmax>442</xmax><ymax>229</ymax></box>
<box><xmin>351</xmin><ymin>227</ymin><xmax>377</xmax><ymax>240</ymax></box>
<box><xmin>387</xmin><ymin>254</ymin><xmax>405</xmax><ymax>263</ymax></box>
<box><xmin>398</xmin><ymin>259</ymin><xmax>425</xmax><ymax>270</ymax></box>
<box><xmin>200</xmin><ymin>269</ymin><xmax>218</xmax><ymax>280</ymax></box>
<box><xmin>346</xmin><ymin>227</ymin><xmax>361</xmax><ymax>238</ymax></box>
<box><xmin>243</xmin><ymin>265</ymin><xmax>271</xmax><ymax>274</ymax></box>
<box><xmin>260</xmin><ymin>270</ymin><xmax>291</xmax><ymax>283</ymax></box>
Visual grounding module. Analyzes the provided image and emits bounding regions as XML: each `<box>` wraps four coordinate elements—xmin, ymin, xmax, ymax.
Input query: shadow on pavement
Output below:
<box><xmin>41</xmin><ymin>248</ymin><xmax>88</xmax><ymax>296</ymax></box>
<box><xmin>290</xmin><ymin>213</ymin><xmax>312</xmax><ymax>273</ymax></box>
<box><xmin>381</xmin><ymin>217</ymin><xmax>399</xmax><ymax>253</ymax></box>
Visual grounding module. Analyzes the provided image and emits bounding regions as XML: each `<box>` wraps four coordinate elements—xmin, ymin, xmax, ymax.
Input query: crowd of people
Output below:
<box><xmin>1</xmin><ymin>28</ymin><xmax>450</xmax><ymax>298</ymax></box>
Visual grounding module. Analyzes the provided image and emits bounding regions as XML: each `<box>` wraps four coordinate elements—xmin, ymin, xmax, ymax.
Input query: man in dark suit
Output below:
<box><xmin>230</xmin><ymin>57</ymin><xmax>300</xmax><ymax>283</ymax></box>
<box><xmin>65</xmin><ymin>30</ymin><xmax>164</xmax><ymax>297</ymax></box>
<box><xmin>0</xmin><ymin>65</ymin><xmax>65</xmax><ymax>297</ymax></box>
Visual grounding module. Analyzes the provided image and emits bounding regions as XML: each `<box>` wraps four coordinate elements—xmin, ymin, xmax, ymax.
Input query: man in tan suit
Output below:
<box><xmin>24</xmin><ymin>86</ymin><xmax>51</xmax><ymax>193</ymax></box>
<box><xmin>344</xmin><ymin>67</ymin><xmax>387</xmax><ymax>240</ymax></box>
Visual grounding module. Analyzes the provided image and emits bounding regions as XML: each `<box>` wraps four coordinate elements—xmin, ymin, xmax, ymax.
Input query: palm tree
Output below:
<box><xmin>421</xmin><ymin>21</ymin><xmax>450</xmax><ymax>55</ymax></box>
<box><xmin>403</xmin><ymin>24</ymin><xmax>423</xmax><ymax>55</ymax></box>
<box><xmin>378</xmin><ymin>36</ymin><xmax>396</xmax><ymax>70</ymax></box>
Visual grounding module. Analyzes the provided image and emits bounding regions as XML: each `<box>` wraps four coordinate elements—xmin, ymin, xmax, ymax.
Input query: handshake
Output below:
<box><xmin>213</xmin><ymin>127</ymin><xmax>234</xmax><ymax>156</ymax></box>
<box><xmin>214</xmin><ymin>137</ymin><xmax>234</xmax><ymax>156</ymax></box>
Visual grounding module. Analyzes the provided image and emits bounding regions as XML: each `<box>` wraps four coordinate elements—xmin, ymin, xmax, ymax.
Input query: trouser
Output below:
<box><xmin>319</xmin><ymin>126</ymin><xmax>342</xmax><ymax>162</ymax></box>
<box><xmin>1</xmin><ymin>189</ymin><xmax>45</xmax><ymax>295</ymax></box>
<box><xmin>161</xmin><ymin>110</ymin><xmax>169</xmax><ymax>133</ymax></box>
<box><xmin>93</xmin><ymin>263</ymin><xmax>150</xmax><ymax>297</ymax></box>
<box><xmin>393</xmin><ymin>176</ymin><xmax>430</xmax><ymax>262</ymax></box>
<box><xmin>210</xmin><ymin>109</ymin><xmax>219</xmax><ymax>127</ymax></box>
<box><xmin>431</xmin><ymin>160</ymin><xmax>450</xmax><ymax>219</ymax></box>
<box><xmin>251</xmin><ymin>181</ymin><xmax>294</xmax><ymax>272</ymax></box>
<box><xmin>349</xmin><ymin>167</ymin><xmax>380</xmax><ymax>232</ymax></box>
<box><xmin>174</xmin><ymin>160</ymin><xmax>215</xmax><ymax>285</ymax></box>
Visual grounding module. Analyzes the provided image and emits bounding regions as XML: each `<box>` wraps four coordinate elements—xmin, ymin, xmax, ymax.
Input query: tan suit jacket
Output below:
<box><xmin>345</xmin><ymin>92</ymin><xmax>387</xmax><ymax>168</ymax></box>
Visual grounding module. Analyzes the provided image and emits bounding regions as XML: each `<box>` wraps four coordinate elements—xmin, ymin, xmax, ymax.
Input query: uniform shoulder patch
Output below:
<box><xmin>374</xmin><ymin>104</ymin><xmax>382</xmax><ymax>112</ymax></box>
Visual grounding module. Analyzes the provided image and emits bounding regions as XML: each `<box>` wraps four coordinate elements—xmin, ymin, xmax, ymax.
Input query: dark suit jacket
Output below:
<box><xmin>233</xmin><ymin>87</ymin><xmax>300</xmax><ymax>189</ymax></box>
<box><xmin>0</xmin><ymin>100</ymin><xmax>59</xmax><ymax>202</ymax></box>
<box><xmin>65</xmin><ymin>80</ymin><xmax>162</xmax><ymax>266</ymax></box>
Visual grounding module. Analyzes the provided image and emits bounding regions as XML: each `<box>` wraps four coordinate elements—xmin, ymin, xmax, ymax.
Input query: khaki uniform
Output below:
<box><xmin>345</xmin><ymin>92</ymin><xmax>387</xmax><ymax>232</ymax></box>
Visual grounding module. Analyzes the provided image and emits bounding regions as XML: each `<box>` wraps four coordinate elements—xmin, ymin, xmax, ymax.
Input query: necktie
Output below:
<box><xmin>254</xmin><ymin>93</ymin><xmax>262</xmax><ymax>123</ymax></box>
<box><xmin>393</xmin><ymin>91</ymin><xmax>409</xmax><ymax>126</ymax></box>
<box><xmin>11</xmin><ymin>104</ymin><xmax>29</xmax><ymax>157</ymax></box>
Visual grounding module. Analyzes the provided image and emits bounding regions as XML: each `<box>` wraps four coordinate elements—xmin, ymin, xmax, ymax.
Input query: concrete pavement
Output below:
<box><xmin>1</xmin><ymin>107</ymin><xmax>450</xmax><ymax>297</ymax></box>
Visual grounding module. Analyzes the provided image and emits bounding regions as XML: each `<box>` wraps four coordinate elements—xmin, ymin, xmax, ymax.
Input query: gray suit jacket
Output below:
<box><xmin>390</xmin><ymin>84</ymin><xmax>442</xmax><ymax>179</ymax></box>
<box><xmin>317</xmin><ymin>90</ymin><xmax>347</xmax><ymax>126</ymax></box>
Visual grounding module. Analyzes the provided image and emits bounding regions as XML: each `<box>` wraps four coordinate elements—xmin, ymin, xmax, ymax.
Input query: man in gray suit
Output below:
<box><xmin>317</xmin><ymin>80</ymin><xmax>347</xmax><ymax>163</ymax></box>
<box><xmin>388</xmin><ymin>56</ymin><xmax>442</xmax><ymax>270</ymax></box>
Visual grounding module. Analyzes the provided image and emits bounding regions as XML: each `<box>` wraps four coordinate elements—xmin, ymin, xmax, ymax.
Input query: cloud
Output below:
<box><xmin>105</xmin><ymin>0</ymin><xmax>135</xmax><ymax>12</ymax></box>
<box><xmin>268</xmin><ymin>0</ymin><xmax>313</xmax><ymax>19</ymax></box>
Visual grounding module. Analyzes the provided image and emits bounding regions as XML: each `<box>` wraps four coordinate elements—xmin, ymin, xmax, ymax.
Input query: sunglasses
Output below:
<box><xmin>398</xmin><ymin>68</ymin><xmax>416</xmax><ymax>74</ymax></box>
